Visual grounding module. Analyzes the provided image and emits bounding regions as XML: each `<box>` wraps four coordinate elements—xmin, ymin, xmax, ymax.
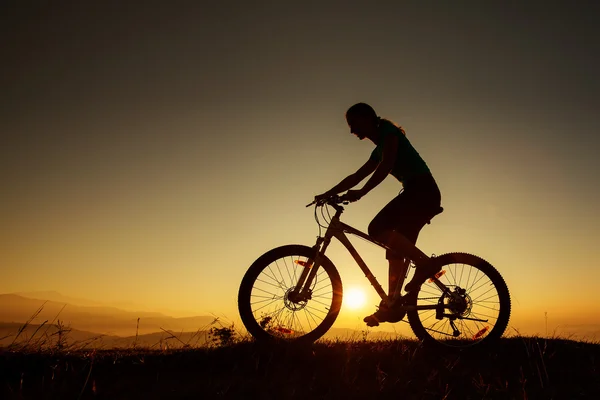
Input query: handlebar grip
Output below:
<box><xmin>307</xmin><ymin>195</ymin><xmax>349</xmax><ymax>207</ymax></box>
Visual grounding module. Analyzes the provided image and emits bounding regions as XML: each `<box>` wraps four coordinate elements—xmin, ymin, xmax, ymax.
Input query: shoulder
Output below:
<box><xmin>379</xmin><ymin>119</ymin><xmax>405</xmax><ymax>138</ymax></box>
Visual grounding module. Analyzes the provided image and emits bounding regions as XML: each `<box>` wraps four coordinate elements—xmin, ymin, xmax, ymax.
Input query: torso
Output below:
<box><xmin>370</xmin><ymin>119</ymin><xmax>431</xmax><ymax>184</ymax></box>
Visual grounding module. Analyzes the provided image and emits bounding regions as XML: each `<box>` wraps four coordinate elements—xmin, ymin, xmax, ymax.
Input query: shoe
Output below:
<box><xmin>404</xmin><ymin>260</ymin><xmax>442</xmax><ymax>293</ymax></box>
<box><xmin>363</xmin><ymin>299</ymin><xmax>407</xmax><ymax>327</ymax></box>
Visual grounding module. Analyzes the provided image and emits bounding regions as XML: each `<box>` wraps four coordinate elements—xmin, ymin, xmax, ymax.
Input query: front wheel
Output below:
<box><xmin>406</xmin><ymin>253</ymin><xmax>511</xmax><ymax>349</ymax></box>
<box><xmin>238</xmin><ymin>245</ymin><xmax>343</xmax><ymax>343</ymax></box>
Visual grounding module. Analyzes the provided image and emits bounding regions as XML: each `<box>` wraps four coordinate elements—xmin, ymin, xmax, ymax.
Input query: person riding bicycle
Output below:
<box><xmin>314</xmin><ymin>102</ymin><xmax>442</xmax><ymax>327</ymax></box>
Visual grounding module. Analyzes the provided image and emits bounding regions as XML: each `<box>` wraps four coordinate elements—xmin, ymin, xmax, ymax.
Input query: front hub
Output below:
<box><xmin>284</xmin><ymin>288</ymin><xmax>308</xmax><ymax>311</ymax></box>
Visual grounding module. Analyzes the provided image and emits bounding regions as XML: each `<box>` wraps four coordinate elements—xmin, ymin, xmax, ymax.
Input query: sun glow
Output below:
<box><xmin>344</xmin><ymin>287</ymin><xmax>367</xmax><ymax>310</ymax></box>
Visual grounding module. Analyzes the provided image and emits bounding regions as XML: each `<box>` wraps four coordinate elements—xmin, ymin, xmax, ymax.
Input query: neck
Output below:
<box><xmin>370</xmin><ymin>123</ymin><xmax>382</xmax><ymax>143</ymax></box>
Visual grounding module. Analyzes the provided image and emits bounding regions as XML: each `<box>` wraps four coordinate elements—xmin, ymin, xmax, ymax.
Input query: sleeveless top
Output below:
<box><xmin>369</xmin><ymin>119</ymin><xmax>431</xmax><ymax>184</ymax></box>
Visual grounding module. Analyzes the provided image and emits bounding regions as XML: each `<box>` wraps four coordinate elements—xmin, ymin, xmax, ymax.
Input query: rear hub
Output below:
<box><xmin>447</xmin><ymin>287</ymin><xmax>472</xmax><ymax>316</ymax></box>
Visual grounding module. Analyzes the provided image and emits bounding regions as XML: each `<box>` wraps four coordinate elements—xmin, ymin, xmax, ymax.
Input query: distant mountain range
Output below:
<box><xmin>0</xmin><ymin>292</ymin><xmax>401</xmax><ymax>348</ymax></box>
<box><xmin>0</xmin><ymin>293</ymin><xmax>218</xmax><ymax>336</ymax></box>
<box><xmin>8</xmin><ymin>292</ymin><xmax>592</xmax><ymax>347</ymax></box>
<box><xmin>14</xmin><ymin>290</ymin><xmax>197</xmax><ymax>316</ymax></box>
<box><xmin>0</xmin><ymin>322</ymin><xmax>212</xmax><ymax>349</ymax></box>
<box><xmin>0</xmin><ymin>321</ymin><xmax>403</xmax><ymax>350</ymax></box>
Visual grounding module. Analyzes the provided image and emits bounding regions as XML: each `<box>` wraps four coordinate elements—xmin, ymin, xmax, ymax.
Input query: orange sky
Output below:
<box><xmin>2</xmin><ymin>3</ymin><xmax>599</xmax><ymax>338</ymax></box>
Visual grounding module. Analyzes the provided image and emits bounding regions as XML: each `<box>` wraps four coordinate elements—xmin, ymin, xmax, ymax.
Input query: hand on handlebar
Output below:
<box><xmin>307</xmin><ymin>192</ymin><xmax>334</xmax><ymax>207</ymax></box>
<box><xmin>307</xmin><ymin>191</ymin><xmax>357</xmax><ymax>207</ymax></box>
<box><xmin>341</xmin><ymin>189</ymin><xmax>364</xmax><ymax>203</ymax></box>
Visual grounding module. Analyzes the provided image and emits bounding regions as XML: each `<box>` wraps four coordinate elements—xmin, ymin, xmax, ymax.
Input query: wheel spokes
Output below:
<box><xmin>416</xmin><ymin>262</ymin><xmax>502</xmax><ymax>345</ymax></box>
<box><xmin>250</xmin><ymin>255</ymin><xmax>334</xmax><ymax>338</ymax></box>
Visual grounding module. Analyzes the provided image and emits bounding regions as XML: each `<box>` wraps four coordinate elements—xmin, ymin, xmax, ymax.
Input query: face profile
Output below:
<box><xmin>345</xmin><ymin>102</ymin><xmax>380</xmax><ymax>142</ymax></box>
<box><xmin>347</xmin><ymin>115</ymin><xmax>377</xmax><ymax>141</ymax></box>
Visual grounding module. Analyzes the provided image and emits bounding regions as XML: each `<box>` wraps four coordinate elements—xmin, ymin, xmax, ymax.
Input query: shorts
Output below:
<box><xmin>368</xmin><ymin>174</ymin><xmax>441</xmax><ymax>259</ymax></box>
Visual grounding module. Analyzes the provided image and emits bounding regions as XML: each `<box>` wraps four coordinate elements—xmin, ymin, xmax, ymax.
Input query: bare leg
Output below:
<box><xmin>388</xmin><ymin>257</ymin><xmax>410</xmax><ymax>301</ymax></box>
<box><xmin>364</xmin><ymin>257</ymin><xmax>410</xmax><ymax>327</ymax></box>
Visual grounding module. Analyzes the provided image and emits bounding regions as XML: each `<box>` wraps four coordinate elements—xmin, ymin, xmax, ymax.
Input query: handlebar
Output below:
<box><xmin>306</xmin><ymin>194</ymin><xmax>350</xmax><ymax>208</ymax></box>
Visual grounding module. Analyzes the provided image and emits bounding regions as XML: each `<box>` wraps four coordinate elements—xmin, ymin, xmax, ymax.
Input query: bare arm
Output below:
<box><xmin>357</xmin><ymin>133</ymin><xmax>398</xmax><ymax>196</ymax></box>
<box><xmin>321</xmin><ymin>158</ymin><xmax>378</xmax><ymax>197</ymax></box>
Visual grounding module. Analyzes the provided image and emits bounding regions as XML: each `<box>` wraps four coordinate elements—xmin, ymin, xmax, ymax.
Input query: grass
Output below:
<box><xmin>2</xmin><ymin>310</ymin><xmax>598</xmax><ymax>398</ymax></box>
<box><xmin>1</xmin><ymin>332</ymin><xmax>599</xmax><ymax>399</ymax></box>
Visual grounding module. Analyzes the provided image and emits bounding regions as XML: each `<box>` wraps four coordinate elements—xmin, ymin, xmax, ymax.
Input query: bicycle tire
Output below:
<box><xmin>238</xmin><ymin>245</ymin><xmax>343</xmax><ymax>343</ymax></box>
<box><xmin>406</xmin><ymin>252</ymin><xmax>511</xmax><ymax>349</ymax></box>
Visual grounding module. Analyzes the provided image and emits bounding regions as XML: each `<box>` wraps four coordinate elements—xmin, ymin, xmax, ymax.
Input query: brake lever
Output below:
<box><xmin>306</xmin><ymin>199</ymin><xmax>327</xmax><ymax>207</ymax></box>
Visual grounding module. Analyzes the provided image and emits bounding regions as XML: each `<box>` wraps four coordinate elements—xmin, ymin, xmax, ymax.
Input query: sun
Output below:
<box><xmin>344</xmin><ymin>287</ymin><xmax>367</xmax><ymax>310</ymax></box>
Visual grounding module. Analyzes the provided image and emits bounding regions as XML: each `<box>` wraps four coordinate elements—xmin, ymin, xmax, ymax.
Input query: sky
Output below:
<box><xmin>2</xmin><ymin>1</ymin><xmax>599</xmax><ymax>337</ymax></box>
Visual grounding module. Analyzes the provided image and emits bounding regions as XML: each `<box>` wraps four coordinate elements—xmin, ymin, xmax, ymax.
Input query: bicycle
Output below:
<box><xmin>238</xmin><ymin>195</ymin><xmax>511</xmax><ymax>349</ymax></box>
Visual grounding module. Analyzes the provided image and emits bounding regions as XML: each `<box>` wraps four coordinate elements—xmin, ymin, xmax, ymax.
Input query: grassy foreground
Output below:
<box><xmin>1</xmin><ymin>337</ymin><xmax>599</xmax><ymax>399</ymax></box>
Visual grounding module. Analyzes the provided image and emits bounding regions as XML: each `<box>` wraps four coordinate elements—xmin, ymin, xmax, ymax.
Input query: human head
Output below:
<box><xmin>345</xmin><ymin>102</ymin><xmax>379</xmax><ymax>140</ymax></box>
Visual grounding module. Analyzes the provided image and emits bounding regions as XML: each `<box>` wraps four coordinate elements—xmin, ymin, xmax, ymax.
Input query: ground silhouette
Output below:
<box><xmin>1</xmin><ymin>336</ymin><xmax>599</xmax><ymax>399</ymax></box>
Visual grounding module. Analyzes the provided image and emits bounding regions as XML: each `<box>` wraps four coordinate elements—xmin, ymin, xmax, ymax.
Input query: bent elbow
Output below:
<box><xmin>378</xmin><ymin>163</ymin><xmax>393</xmax><ymax>175</ymax></box>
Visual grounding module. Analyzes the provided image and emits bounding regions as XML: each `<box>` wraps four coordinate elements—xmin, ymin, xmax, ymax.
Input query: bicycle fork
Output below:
<box><xmin>289</xmin><ymin>233</ymin><xmax>390</xmax><ymax>306</ymax></box>
<box><xmin>286</xmin><ymin>237</ymin><xmax>328</xmax><ymax>303</ymax></box>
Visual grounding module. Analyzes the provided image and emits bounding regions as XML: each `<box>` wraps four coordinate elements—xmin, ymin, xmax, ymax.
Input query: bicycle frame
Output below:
<box><xmin>290</xmin><ymin>203</ymin><xmax>450</xmax><ymax>311</ymax></box>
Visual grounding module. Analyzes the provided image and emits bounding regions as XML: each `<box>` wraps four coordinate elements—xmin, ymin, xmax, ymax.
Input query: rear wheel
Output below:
<box><xmin>238</xmin><ymin>245</ymin><xmax>343</xmax><ymax>343</ymax></box>
<box><xmin>406</xmin><ymin>253</ymin><xmax>511</xmax><ymax>349</ymax></box>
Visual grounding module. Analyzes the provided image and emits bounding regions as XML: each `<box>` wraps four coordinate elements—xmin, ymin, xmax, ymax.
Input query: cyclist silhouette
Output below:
<box><xmin>314</xmin><ymin>103</ymin><xmax>442</xmax><ymax>326</ymax></box>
